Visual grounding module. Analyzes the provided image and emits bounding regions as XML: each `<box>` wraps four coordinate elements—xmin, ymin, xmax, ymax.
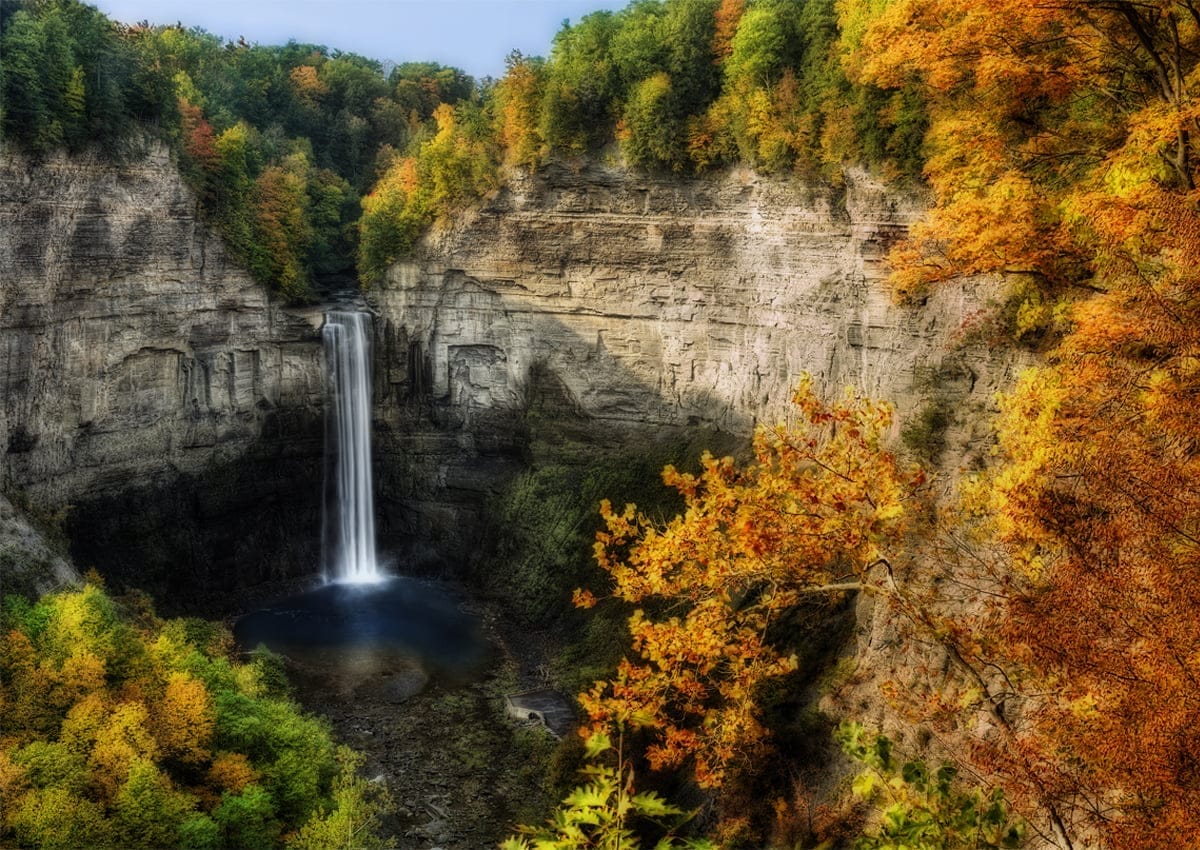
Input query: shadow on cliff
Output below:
<box><xmin>367</xmin><ymin>292</ymin><xmax>760</xmax><ymax>590</ymax></box>
<box><xmin>64</xmin><ymin>406</ymin><xmax>324</xmax><ymax>616</ymax></box>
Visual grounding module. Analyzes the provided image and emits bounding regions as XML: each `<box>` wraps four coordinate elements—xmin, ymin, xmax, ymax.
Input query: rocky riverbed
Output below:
<box><xmin>236</xmin><ymin>584</ymin><xmax>574</xmax><ymax>850</ymax></box>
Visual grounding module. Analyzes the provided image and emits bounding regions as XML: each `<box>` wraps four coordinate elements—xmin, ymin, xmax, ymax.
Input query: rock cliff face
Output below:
<box><xmin>376</xmin><ymin>162</ymin><xmax>1014</xmax><ymax>431</ymax></box>
<box><xmin>369</xmin><ymin>162</ymin><xmax>1020</xmax><ymax>551</ymax></box>
<box><xmin>1</xmin><ymin>147</ymin><xmax>1019</xmax><ymax>607</ymax></box>
<box><xmin>0</xmin><ymin>492</ymin><xmax>78</xmax><ymax>600</ymax></box>
<box><xmin>0</xmin><ymin>144</ymin><xmax>326</xmax><ymax>602</ymax></box>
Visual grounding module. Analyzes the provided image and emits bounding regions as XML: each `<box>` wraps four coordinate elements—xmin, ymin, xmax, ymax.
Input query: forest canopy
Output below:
<box><xmin>0</xmin><ymin>583</ymin><xmax>387</xmax><ymax>849</ymax></box>
<box><xmin>1</xmin><ymin>0</ymin><xmax>926</xmax><ymax>292</ymax></box>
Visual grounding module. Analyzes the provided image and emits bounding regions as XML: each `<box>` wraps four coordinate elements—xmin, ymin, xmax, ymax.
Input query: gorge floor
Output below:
<box><xmin>259</xmin><ymin>590</ymin><xmax>569</xmax><ymax>849</ymax></box>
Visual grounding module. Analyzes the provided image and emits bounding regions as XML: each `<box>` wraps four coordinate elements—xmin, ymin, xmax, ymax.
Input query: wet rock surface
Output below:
<box><xmin>504</xmin><ymin>690</ymin><xmax>575</xmax><ymax>739</ymax></box>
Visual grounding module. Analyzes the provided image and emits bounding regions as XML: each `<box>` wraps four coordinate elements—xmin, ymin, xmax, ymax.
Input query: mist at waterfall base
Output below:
<box><xmin>233</xmin><ymin>310</ymin><xmax>486</xmax><ymax>686</ymax></box>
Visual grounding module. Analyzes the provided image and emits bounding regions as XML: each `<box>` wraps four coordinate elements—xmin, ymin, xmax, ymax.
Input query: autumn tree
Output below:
<box><xmin>845</xmin><ymin>0</ymin><xmax>1200</xmax><ymax>300</ymax></box>
<box><xmin>358</xmin><ymin>101</ymin><xmax>498</xmax><ymax>283</ymax></box>
<box><xmin>576</xmin><ymin>378</ymin><xmax>925</xmax><ymax>787</ymax></box>
<box><xmin>252</xmin><ymin>152</ymin><xmax>315</xmax><ymax>299</ymax></box>
<box><xmin>712</xmin><ymin>0</ymin><xmax>746</xmax><ymax>63</ymax></box>
<box><xmin>0</xmin><ymin>585</ymin><xmax>386</xmax><ymax>849</ymax></box>
<box><xmin>968</xmin><ymin>196</ymin><xmax>1200</xmax><ymax>848</ymax></box>
<box><xmin>494</xmin><ymin>51</ymin><xmax>546</xmax><ymax>169</ymax></box>
<box><xmin>846</xmin><ymin>0</ymin><xmax>1200</xmax><ymax>847</ymax></box>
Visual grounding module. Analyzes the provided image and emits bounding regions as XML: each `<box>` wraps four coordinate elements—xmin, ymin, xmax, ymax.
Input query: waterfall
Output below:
<box><xmin>322</xmin><ymin>310</ymin><xmax>381</xmax><ymax>583</ymax></box>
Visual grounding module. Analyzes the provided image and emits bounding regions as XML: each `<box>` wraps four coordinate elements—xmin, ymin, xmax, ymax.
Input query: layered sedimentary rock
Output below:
<box><xmin>370</xmin><ymin>162</ymin><xmax>1019</xmax><ymax>542</ymax></box>
<box><xmin>0</xmin><ymin>144</ymin><xmax>325</xmax><ymax>601</ymax></box>
<box><xmin>377</xmin><ymin>162</ymin><xmax>1014</xmax><ymax>429</ymax></box>
<box><xmin>1</xmin><ymin>146</ymin><xmax>1020</xmax><ymax>600</ymax></box>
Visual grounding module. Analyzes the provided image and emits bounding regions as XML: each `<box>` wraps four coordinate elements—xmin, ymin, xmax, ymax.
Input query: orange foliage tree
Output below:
<box><xmin>845</xmin><ymin>0</ymin><xmax>1200</xmax><ymax>301</ymax></box>
<box><xmin>252</xmin><ymin>153</ymin><xmax>314</xmax><ymax>300</ymax></box>
<box><xmin>495</xmin><ymin>51</ymin><xmax>545</xmax><ymax>169</ymax></box>
<box><xmin>851</xmin><ymin>1</ymin><xmax>1200</xmax><ymax>847</ymax></box>
<box><xmin>711</xmin><ymin>0</ymin><xmax>746</xmax><ymax>64</ymax></box>
<box><xmin>576</xmin><ymin>378</ymin><xmax>925</xmax><ymax>787</ymax></box>
<box><xmin>973</xmin><ymin>190</ymin><xmax>1200</xmax><ymax>850</ymax></box>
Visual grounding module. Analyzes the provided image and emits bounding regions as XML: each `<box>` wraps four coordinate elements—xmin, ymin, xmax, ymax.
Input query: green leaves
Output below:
<box><xmin>839</xmin><ymin>723</ymin><xmax>1026</xmax><ymax>850</ymax></box>
<box><xmin>503</xmin><ymin>731</ymin><xmax>711</xmax><ymax>850</ymax></box>
<box><xmin>584</xmin><ymin>732</ymin><xmax>613</xmax><ymax>759</ymax></box>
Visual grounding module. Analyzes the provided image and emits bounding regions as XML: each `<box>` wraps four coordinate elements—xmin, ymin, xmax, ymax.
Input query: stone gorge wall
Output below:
<box><xmin>370</xmin><ymin>162</ymin><xmax>1019</xmax><ymax>535</ymax></box>
<box><xmin>375</xmin><ymin>162</ymin><xmax>1016</xmax><ymax>430</ymax></box>
<box><xmin>0</xmin><ymin>146</ymin><xmax>1019</xmax><ymax>604</ymax></box>
<box><xmin>0</xmin><ymin>144</ymin><xmax>326</xmax><ymax>603</ymax></box>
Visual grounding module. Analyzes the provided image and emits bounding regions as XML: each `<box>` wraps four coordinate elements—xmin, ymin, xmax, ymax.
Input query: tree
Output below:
<box><xmin>1</xmin><ymin>10</ymin><xmax>58</xmax><ymax>152</ymax></box>
<box><xmin>154</xmin><ymin>671</ymin><xmax>216</xmax><ymax>766</ymax></box>
<box><xmin>213</xmin><ymin>784</ymin><xmax>282</xmax><ymax>849</ymax></box>
<box><xmin>845</xmin><ymin>1</ymin><xmax>1200</xmax><ymax>846</ymax></box>
<box><xmin>7</xmin><ymin>786</ymin><xmax>114</xmax><ymax>850</ymax></box>
<box><xmin>539</xmin><ymin>10</ymin><xmax>622</xmax><ymax>153</ymax></box>
<box><xmin>1</xmin><ymin>586</ymin><xmax>383</xmax><ymax>849</ymax></box>
<box><xmin>725</xmin><ymin>3</ymin><xmax>790</xmax><ymax>90</ymax></box>
<box><xmin>620</xmin><ymin>72</ymin><xmax>687</xmax><ymax>171</ymax></box>
<box><xmin>845</xmin><ymin>0</ymin><xmax>1200</xmax><ymax>299</ymax></box>
<box><xmin>113</xmin><ymin>759</ymin><xmax>197</xmax><ymax>848</ymax></box>
<box><xmin>712</xmin><ymin>0</ymin><xmax>746</xmax><ymax>64</ymax></box>
<box><xmin>284</xmin><ymin>748</ymin><xmax>389</xmax><ymax>850</ymax></box>
<box><xmin>577</xmin><ymin>378</ymin><xmax>925</xmax><ymax>787</ymax></box>
<box><xmin>253</xmin><ymin>152</ymin><xmax>315</xmax><ymax>299</ymax></box>
<box><xmin>495</xmin><ymin>51</ymin><xmax>545</xmax><ymax>168</ymax></box>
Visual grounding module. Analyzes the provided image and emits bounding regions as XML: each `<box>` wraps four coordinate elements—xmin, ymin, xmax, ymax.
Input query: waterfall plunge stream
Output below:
<box><xmin>322</xmin><ymin>310</ymin><xmax>381</xmax><ymax>583</ymax></box>
<box><xmin>233</xmin><ymin>308</ymin><xmax>487</xmax><ymax>731</ymax></box>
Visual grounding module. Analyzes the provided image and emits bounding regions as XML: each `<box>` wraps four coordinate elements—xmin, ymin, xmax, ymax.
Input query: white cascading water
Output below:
<box><xmin>322</xmin><ymin>310</ymin><xmax>381</xmax><ymax>583</ymax></box>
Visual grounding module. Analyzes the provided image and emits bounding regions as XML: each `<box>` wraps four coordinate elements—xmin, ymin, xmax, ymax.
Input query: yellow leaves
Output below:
<box><xmin>154</xmin><ymin>673</ymin><xmax>214</xmax><ymax>766</ymax></box>
<box><xmin>60</xmin><ymin>692</ymin><xmax>109</xmax><ymax>752</ymax></box>
<box><xmin>46</xmin><ymin>584</ymin><xmax>118</xmax><ymax>662</ymax></box>
<box><xmin>1067</xmin><ymin>693</ymin><xmax>1100</xmax><ymax>721</ymax></box>
<box><xmin>90</xmin><ymin>702</ymin><xmax>159</xmax><ymax>797</ymax></box>
<box><xmin>288</xmin><ymin>65</ymin><xmax>328</xmax><ymax>104</ymax></box>
<box><xmin>208</xmin><ymin>751</ymin><xmax>259</xmax><ymax>794</ymax></box>
<box><xmin>580</xmin><ymin>379</ymin><xmax>924</xmax><ymax>787</ymax></box>
<box><xmin>981</xmin><ymin>367</ymin><xmax>1067</xmax><ymax>545</ymax></box>
<box><xmin>495</xmin><ymin>53</ymin><xmax>545</xmax><ymax>168</ymax></box>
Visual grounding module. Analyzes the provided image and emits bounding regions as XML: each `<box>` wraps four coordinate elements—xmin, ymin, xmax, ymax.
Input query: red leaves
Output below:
<box><xmin>179</xmin><ymin>99</ymin><xmax>217</xmax><ymax>174</ymax></box>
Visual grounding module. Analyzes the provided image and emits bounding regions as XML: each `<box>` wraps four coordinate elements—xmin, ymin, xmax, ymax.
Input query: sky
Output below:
<box><xmin>90</xmin><ymin>0</ymin><xmax>629</xmax><ymax>80</ymax></box>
